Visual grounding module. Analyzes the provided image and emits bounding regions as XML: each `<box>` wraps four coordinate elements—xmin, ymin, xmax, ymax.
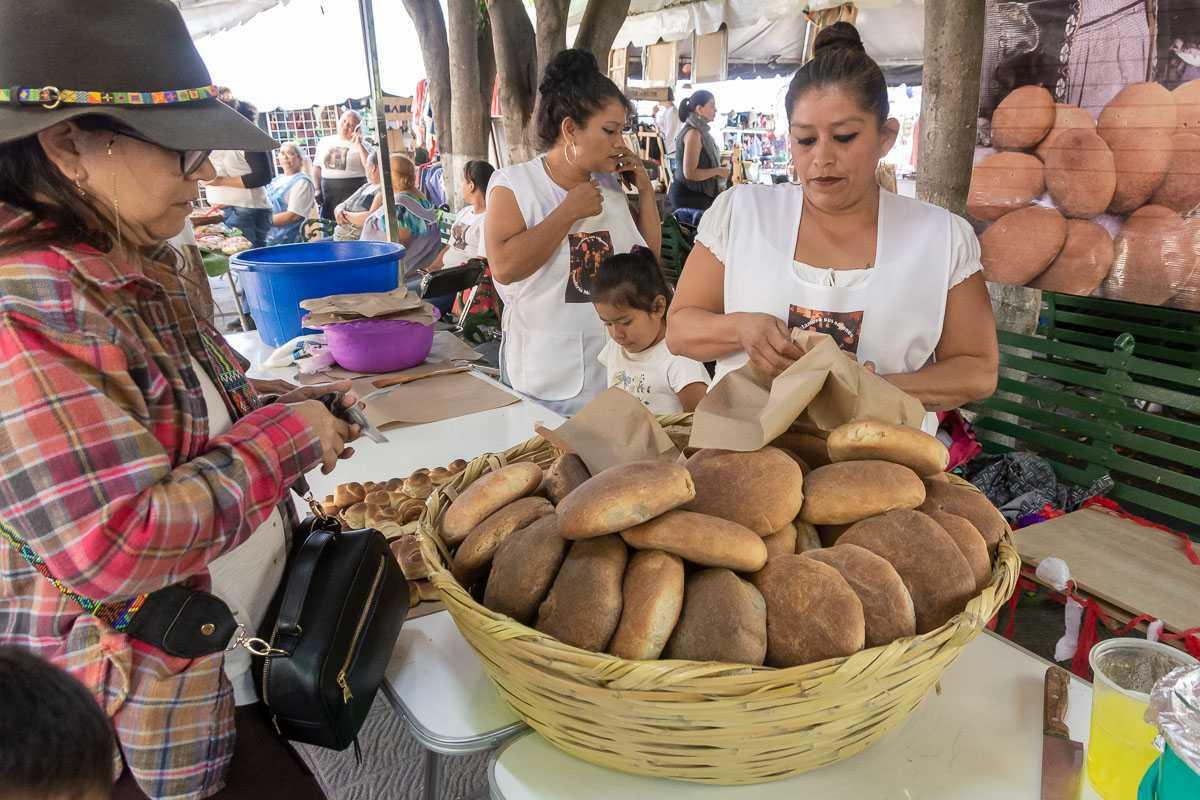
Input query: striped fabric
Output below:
<box><xmin>0</xmin><ymin>203</ymin><xmax>323</xmax><ymax>800</ymax></box>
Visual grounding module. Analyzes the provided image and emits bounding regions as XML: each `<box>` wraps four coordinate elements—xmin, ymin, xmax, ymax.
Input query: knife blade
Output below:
<box><xmin>317</xmin><ymin>392</ymin><xmax>389</xmax><ymax>444</ymax></box>
<box><xmin>1041</xmin><ymin>666</ymin><xmax>1084</xmax><ymax>800</ymax></box>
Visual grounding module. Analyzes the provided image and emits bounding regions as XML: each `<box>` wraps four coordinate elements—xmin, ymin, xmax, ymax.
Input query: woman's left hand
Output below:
<box><xmin>613</xmin><ymin>146</ymin><xmax>652</xmax><ymax>190</ymax></box>
<box><xmin>276</xmin><ymin>380</ymin><xmax>360</xmax><ymax>415</ymax></box>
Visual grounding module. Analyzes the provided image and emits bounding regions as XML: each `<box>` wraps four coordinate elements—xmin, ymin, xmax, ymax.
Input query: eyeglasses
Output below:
<box><xmin>111</xmin><ymin>128</ymin><xmax>212</xmax><ymax>178</ymax></box>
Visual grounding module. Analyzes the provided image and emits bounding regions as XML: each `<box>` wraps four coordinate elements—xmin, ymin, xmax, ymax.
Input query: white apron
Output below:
<box><xmin>487</xmin><ymin>157</ymin><xmax>646</xmax><ymax>415</ymax></box>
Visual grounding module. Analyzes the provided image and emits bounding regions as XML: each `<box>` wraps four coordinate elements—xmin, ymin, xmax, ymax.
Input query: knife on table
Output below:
<box><xmin>1041</xmin><ymin>666</ymin><xmax>1084</xmax><ymax>800</ymax></box>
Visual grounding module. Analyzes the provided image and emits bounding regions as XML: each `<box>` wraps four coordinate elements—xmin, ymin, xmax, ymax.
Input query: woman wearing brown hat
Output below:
<box><xmin>0</xmin><ymin>2</ymin><xmax>357</xmax><ymax>798</ymax></box>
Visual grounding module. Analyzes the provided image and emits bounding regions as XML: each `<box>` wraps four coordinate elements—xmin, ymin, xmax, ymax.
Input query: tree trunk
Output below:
<box><xmin>487</xmin><ymin>0</ymin><xmax>539</xmax><ymax>164</ymax></box>
<box><xmin>402</xmin><ymin>0</ymin><xmax>453</xmax><ymax>155</ymax></box>
<box><xmin>534</xmin><ymin>0</ymin><xmax>570</xmax><ymax>81</ymax></box>
<box><xmin>446</xmin><ymin>0</ymin><xmax>488</xmax><ymax>208</ymax></box>
<box><xmin>478</xmin><ymin>15</ymin><xmax>497</xmax><ymax>161</ymax></box>
<box><xmin>573</xmin><ymin>0</ymin><xmax>633</xmax><ymax>74</ymax></box>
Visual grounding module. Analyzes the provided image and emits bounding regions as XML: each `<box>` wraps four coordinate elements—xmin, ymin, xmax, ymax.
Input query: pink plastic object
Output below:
<box><xmin>322</xmin><ymin>312</ymin><xmax>440</xmax><ymax>374</ymax></box>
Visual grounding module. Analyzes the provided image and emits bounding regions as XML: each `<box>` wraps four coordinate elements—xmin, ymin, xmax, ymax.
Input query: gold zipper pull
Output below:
<box><xmin>337</xmin><ymin>670</ymin><xmax>353</xmax><ymax>704</ymax></box>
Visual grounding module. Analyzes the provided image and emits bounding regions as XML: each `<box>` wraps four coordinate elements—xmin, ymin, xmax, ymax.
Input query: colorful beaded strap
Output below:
<box><xmin>1</xmin><ymin>84</ymin><xmax>220</xmax><ymax>110</ymax></box>
<box><xmin>1</xmin><ymin>517</ymin><xmax>146</xmax><ymax>631</ymax></box>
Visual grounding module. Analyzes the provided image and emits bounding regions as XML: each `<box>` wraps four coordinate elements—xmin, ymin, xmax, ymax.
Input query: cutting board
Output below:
<box><xmin>361</xmin><ymin>370</ymin><xmax>519</xmax><ymax>429</ymax></box>
<box><xmin>1015</xmin><ymin>507</ymin><xmax>1200</xmax><ymax>632</ymax></box>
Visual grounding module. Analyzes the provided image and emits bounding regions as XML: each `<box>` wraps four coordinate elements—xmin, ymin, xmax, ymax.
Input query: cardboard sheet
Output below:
<box><xmin>539</xmin><ymin>388</ymin><xmax>680</xmax><ymax>474</ymax></box>
<box><xmin>361</xmin><ymin>371</ymin><xmax>519</xmax><ymax>429</ymax></box>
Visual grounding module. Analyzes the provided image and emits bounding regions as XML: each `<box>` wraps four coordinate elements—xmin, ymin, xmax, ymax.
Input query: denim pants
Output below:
<box><xmin>221</xmin><ymin>206</ymin><xmax>272</xmax><ymax>249</ymax></box>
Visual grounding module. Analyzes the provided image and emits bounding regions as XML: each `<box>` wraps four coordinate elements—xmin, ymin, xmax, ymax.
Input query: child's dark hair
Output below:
<box><xmin>784</xmin><ymin>22</ymin><xmax>888</xmax><ymax>125</ymax></box>
<box><xmin>463</xmin><ymin>160</ymin><xmax>495</xmax><ymax>192</ymax></box>
<box><xmin>0</xmin><ymin>647</ymin><xmax>114</xmax><ymax>799</ymax></box>
<box><xmin>536</xmin><ymin>49</ymin><xmax>635</xmax><ymax>150</ymax></box>
<box><xmin>678</xmin><ymin>90</ymin><xmax>715</xmax><ymax>123</ymax></box>
<box><xmin>593</xmin><ymin>246</ymin><xmax>673</xmax><ymax>314</ymax></box>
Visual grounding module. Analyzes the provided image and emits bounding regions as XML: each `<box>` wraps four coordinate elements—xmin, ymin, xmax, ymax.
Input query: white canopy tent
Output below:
<box><xmin>174</xmin><ymin>0</ymin><xmax>293</xmax><ymax>38</ymax></box>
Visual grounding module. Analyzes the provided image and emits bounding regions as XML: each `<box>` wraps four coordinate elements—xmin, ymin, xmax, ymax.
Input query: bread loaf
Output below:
<box><xmin>556</xmin><ymin>461</ymin><xmax>695</xmax><ymax>540</ymax></box>
<box><xmin>442</xmin><ymin>462</ymin><xmax>543</xmax><ymax>544</ymax></box>
<box><xmin>1150</xmin><ymin>132</ymin><xmax>1200</xmax><ymax>214</ymax></box>
<box><xmin>1098</xmin><ymin>83</ymin><xmax>1176</xmax><ymax>213</ymax></box>
<box><xmin>804</xmin><ymin>544</ymin><xmax>915</xmax><ymax>648</ymax></box>
<box><xmin>770</xmin><ymin>431</ymin><xmax>830</xmax><ymax>468</ymax></box>
<box><xmin>919</xmin><ymin>480</ymin><xmax>1007</xmax><ymax>557</ymax></box>
<box><xmin>926</xmin><ymin>510</ymin><xmax>991</xmax><ymax>592</ymax></box>
<box><xmin>608</xmin><ymin>550</ymin><xmax>685</xmax><ymax>660</ymax></box>
<box><xmin>1044</xmin><ymin>128</ymin><xmax>1117</xmax><ymax>219</ymax></box>
<box><xmin>1177</xmin><ymin>80</ymin><xmax>1200</xmax><ymax>132</ymax></box>
<box><xmin>839</xmin><ymin>510</ymin><xmax>976</xmax><ymax>633</ymax></box>
<box><xmin>484</xmin><ymin>515</ymin><xmax>570</xmax><ymax>624</ymax></box>
<box><xmin>1105</xmin><ymin>205</ymin><xmax>1193</xmax><ymax>305</ymax></box>
<box><xmin>817</xmin><ymin>522</ymin><xmax>853</xmax><ymax>548</ymax></box>
<box><xmin>621</xmin><ymin>510</ymin><xmax>768</xmax><ymax>572</ymax></box>
<box><xmin>683</xmin><ymin>447</ymin><xmax>804</xmax><ymax>535</ymax></box>
<box><xmin>750</xmin><ymin>555</ymin><xmax>865</xmax><ymax>666</ymax></box>
<box><xmin>1029</xmin><ymin>219</ymin><xmax>1114</xmax><ymax>296</ymax></box>
<box><xmin>762</xmin><ymin>523</ymin><xmax>797</xmax><ymax>560</ymax></box>
<box><xmin>827</xmin><ymin>419</ymin><xmax>949</xmax><ymax>477</ymax></box>
<box><xmin>536</xmin><ymin>535</ymin><xmax>627</xmax><ymax>651</ymax></box>
<box><xmin>800</xmin><ymin>461</ymin><xmax>926</xmax><ymax>525</ymax></box>
<box><xmin>795</xmin><ymin>521</ymin><xmax>823</xmax><ymax>553</ymax></box>
<box><xmin>452</xmin><ymin>497</ymin><xmax>554</xmax><ymax>586</ymax></box>
<box><xmin>545</xmin><ymin>454</ymin><xmax>591</xmax><ymax>504</ymax></box>
<box><xmin>1035</xmin><ymin>103</ymin><xmax>1097</xmax><ymax>162</ymax></box>
<box><xmin>663</xmin><ymin>569</ymin><xmax>766</xmax><ymax>665</ymax></box>
<box><xmin>966</xmin><ymin>151</ymin><xmax>1045</xmax><ymax>221</ymax></box>
<box><xmin>980</xmin><ymin>205</ymin><xmax>1067</xmax><ymax>286</ymax></box>
<box><xmin>991</xmin><ymin>85</ymin><xmax>1055</xmax><ymax>150</ymax></box>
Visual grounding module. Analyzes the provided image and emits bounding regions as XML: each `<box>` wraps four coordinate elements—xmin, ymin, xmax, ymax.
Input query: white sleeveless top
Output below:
<box><xmin>696</xmin><ymin>183</ymin><xmax>982</xmax><ymax>434</ymax></box>
<box><xmin>485</xmin><ymin>157</ymin><xmax>646</xmax><ymax>415</ymax></box>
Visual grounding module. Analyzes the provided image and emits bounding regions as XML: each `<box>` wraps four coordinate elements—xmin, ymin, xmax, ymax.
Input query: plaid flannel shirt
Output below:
<box><xmin>0</xmin><ymin>204</ymin><xmax>322</xmax><ymax>800</ymax></box>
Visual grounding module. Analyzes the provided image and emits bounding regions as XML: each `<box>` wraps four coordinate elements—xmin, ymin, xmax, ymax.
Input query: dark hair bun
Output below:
<box><xmin>813</xmin><ymin>21</ymin><xmax>866</xmax><ymax>55</ymax></box>
<box><xmin>540</xmin><ymin>49</ymin><xmax>601</xmax><ymax>94</ymax></box>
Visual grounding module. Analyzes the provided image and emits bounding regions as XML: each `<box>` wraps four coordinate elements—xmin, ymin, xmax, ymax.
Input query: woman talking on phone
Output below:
<box><xmin>484</xmin><ymin>49</ymin><xmax>661</xmax><ymax>416</ymax></box>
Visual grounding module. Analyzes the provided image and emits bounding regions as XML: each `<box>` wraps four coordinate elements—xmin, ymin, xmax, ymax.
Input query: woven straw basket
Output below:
<box><xmin>417</xmin><ymin>414</ymin><xmax>1020</xmax><ymax>784</ymax></box>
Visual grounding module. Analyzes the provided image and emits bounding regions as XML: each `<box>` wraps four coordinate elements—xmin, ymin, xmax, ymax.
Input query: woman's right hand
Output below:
<box><xmin>735</xmin><ymin>313</ymin><xmax>803</xmax><ymax>378</ymax></box>
<box><xmin>290</xmin><ymin>399</ymin><xmax>357</xmax><ymax>474</ymax></box>
<box><xmin>562</xmin><ymin>179</ymin><xmax>602</xmax><ymax>221</ymax></box>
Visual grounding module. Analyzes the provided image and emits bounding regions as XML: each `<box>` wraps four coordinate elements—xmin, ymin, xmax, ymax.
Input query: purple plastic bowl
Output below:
<box><xmin>323</xmin><ymin>311</ymin><xmax>440</xmax><ymax>373</ymax></box>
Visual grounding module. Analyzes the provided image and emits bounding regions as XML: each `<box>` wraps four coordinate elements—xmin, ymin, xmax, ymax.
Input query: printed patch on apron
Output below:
<box><xmin>324</xmin><ymin>146</ymin><xmax>349</xmax><ymax>170</ymax></box>
<box><xmin>565</xmin><ymin>230</ymin><xmax>614</xmax><ymax>303</ymax></box>
<box><xmin>788</xmin><ymin>306</ymin><xmax>865</xmax><ymax>354</ymax></box>
<box><xmin>451</xmin><ymin>221</ymin><xmax>468</xmax><ymax>250</ymax></box>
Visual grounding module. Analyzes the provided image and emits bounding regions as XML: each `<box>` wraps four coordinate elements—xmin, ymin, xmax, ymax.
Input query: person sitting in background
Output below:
<box><xmin>430</xmin><ymin>159</ymin><xmax>494</xmax><ymax>270</ymax></box>
<box><xmin>361</xmin><ymin>154</ymin><xmax>442</xmax><ymax>290</ymax></box>
<box><xmin>0</xmin><ymin>647</ymin><xmax>115</xmax><ymax>800</ymax></box>
<box><xmin>332</xmin><ymin>149</ymin><xmax>383</xmax><ymax>240</ymax></box>
<box><xmin>266</xmin><ymin>141</ymin><xmax>317</xmax><ymax>245</ymax></box>
<box><xmin>312</xmin><ymin>110</ymin><xmax>369</xmax><ymax>219</ymax></box>
<box><xmin>669</xmin><ymin>90</ymin><xmax>725</xmax><ymax>212</ymax></box>
<box><xmin>593</xmin><ymin>247</ymin><xmax>709</xmax><ymax>414</ymax></box>
<box><xmin>203</xmin><ymin>99</ymin><xmax>273</xmax><ymax>248</ymax></box>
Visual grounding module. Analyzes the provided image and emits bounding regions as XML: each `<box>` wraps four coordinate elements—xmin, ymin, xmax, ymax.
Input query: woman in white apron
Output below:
<box><xmin>484</xmin><ymin>48</ymin><xmax>662</xmax><ymax>416</ymax></box>
<box><xmin>667</xmin><ymin>22</ymin><xmax>999</xmax><ymax>433</ymax></box>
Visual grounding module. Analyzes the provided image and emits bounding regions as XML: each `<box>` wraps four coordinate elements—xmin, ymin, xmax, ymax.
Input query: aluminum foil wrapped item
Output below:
<box><xmin>1145</xmin><ymin>664</ymin><xmax>1200</xmax><ymax>777</ymax></box>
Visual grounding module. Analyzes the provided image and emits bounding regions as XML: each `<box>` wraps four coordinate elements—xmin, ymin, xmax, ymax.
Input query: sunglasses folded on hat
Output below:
<box><xmin>0</xmin><ymin>0</ymin><xmax>278</xmax><ymax>153</ymax></box>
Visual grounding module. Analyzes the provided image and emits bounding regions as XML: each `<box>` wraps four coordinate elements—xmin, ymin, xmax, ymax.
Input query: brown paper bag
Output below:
<box><xmin>300</xmin><ymin>287</ymin><xmax>424</xmax><ymax>317</ymax></box>
<box><xmin>540</xmin><ymin>388</ymin><xmax>680</xmax><ymax>474</ymax></box>
<box><xmin>690</xmin><ymin>331</ymin><xmax>926</xmax><ymax>451</ymax></box>
<box><xmin>302</xmin><ymin>304</ymin><xmax>437</xmax><ymax>329</ymax></box>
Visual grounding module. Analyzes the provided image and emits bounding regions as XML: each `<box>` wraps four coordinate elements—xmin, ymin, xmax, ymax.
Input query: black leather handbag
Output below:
<box><xmin>253</xmin><ymin>513</ymin><xmax>408</xmax><ymax>752</ymax></box>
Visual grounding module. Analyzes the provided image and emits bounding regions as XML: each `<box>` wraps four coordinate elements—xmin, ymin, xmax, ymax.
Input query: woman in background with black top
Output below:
<box><xmin>204</xmin><ymin>100</ymin><xmax>274</xmax><ymax>248</ymax></box>
<box><xmin>668</xmin><ymin>90</ymin><xmax>725</xmax><ymax>212</ymax></box>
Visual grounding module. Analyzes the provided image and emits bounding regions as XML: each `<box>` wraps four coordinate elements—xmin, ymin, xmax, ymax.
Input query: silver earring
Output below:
<box><xmin>74</xmin><ymin>176</ymin><xmax>87</xmax><ymax>196</ymax></box>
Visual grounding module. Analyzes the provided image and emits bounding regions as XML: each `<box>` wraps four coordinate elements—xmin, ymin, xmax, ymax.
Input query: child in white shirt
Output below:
<box><xmin>593</xmin><ymin>247</ymin><xmax>710</xmax><ymax>414</ymax></box>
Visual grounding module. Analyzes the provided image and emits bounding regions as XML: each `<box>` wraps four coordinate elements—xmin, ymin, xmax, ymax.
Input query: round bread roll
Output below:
<box><xmin>926</xmin><ymin>510</ymin><xmax>991</xmax><ymax>593</ymax></box>
<box><xmin>966</xmin><ymin>152</ymin><xmax>1045</xmax><ymax>221</ymax></box>
<box><xmin>484</xmin><ymin>515</ymin><xmax>570</xmax><ymax>624</ymax></box>
<box><xmin>1035</xmin><ymin>104</ymin><xmax>1096</xmax><ymax>162</ymax></box>
<box><xmin>1175</xmin><ymin>219</ymin><xmax>1200</xmax><ymax>311</ymax></box>
<box><xmin>404</xmin><ymin>473</ymin><xmax>434</xmax><ymax>500</ymax></box>
<box><xmin>448</xmin><ymin>458</ymin><xmax>469</xmax><ymax>474</ymax></box>
<box><xmin>1104</xmin><ymin>205</ymin><xmax>1193</xmax><ymax>306</ymax></box>
<box><xmin>1029</xmin><ymin>220</ymin><xmax>1115</xmax><ymax>295</ymax></box>
<box><xmin>800</xmin><ymin>460</ymin><xmax>926</xmax><ymax>525</ymax></box>
<box><xmin>683</xmin><ymin>447</ymin><xmax>804</xmax><ymax>535</ymax></box>
<box><xmin>391</xmin><ymin>534</ymin><xmax>429</xmax><ymax>581</ymax></box>
<box><xmin>621</xmin><ymin>510</ymin><xmax>768</xmax><ymax>572</ymax></box>
<box><xmin>343</xmin><ymin>501</ymin><xmax>368</xmax><ymax>529</ymax></box>
<box><xmin>536</xmin><ymin>535</ymin><xmax>627</xmax><ymax>652</ymax></box>
<box><xmin>556</xmin><ymin>460</ymin><xmax>695</xmax><ymax>540</ymax></box>
<box><xmin>441</xmin><ymin>462</ymin><xmax>544</xmax><ymax>545</ymax></box>
<box><xmin>980</xmin><ymin>205</ymin><xmax>1067</xmax><ymax>285</ymax></box>
<box><xmin>795</xmin><ymin>521</ymin><xmax>823</xmax><ymax>553</ymax></box>
<box><xmin>804</xmin><ymin>544</ymin><xmax>916</xmax><ymax>648</ymax></box>
<box><xmin>334</xmin><ymin>482</ymin><xmax>366</xmax><ymax>508</ymax></box>
<box><xmin>365</xmin><ymin>505</ymin><xmax>399</xmax><ymax>530</ymax></box>
<box><xmin>818</xmin><ymin>522</ymin><xmax>854</xmax><ymax>548</ymax></box>
<box><xmin>320</xmin><ymin>501</ymin><xmax>340</xmax><ymax>517</ymax></box>
<box><xmin>365</xmin><ymin>489</ymin><xmax>391</xmax><ymax>507</ymax></box>
<box><xmin>385</xmin><ymin>478</ymin><xmax>406</xmax><ymax>492</ymax></box>
<box><xmin>919</xmin><ymin>480</ymin><xmax>1007</xmax><ymax>557</ymax></box>
<box><xmin>1044</xmin><ymin>128</ymin><xmax>1116</xmax><ymax>218</ymax></box>
<box><xmin>762</xmin><ymin>523</ymin><xmax>797</xmax><ymax>560</ymax></box>
<box><xmin>452</xmin><ymin>496</ymin><xmax>555</xmax><ymax>586</ymax></box>
<box><xmin>1098</xmin><ymin>83</ymin><xmax>1176</xmax><ymax>213</ymax></box>
<box><xmin>827</xmin><ymin>419</ymin><xmax>949</xmax><ymax>477</ymax></box>
<box><xmin>1176</xmin><ymin>80</ymin><xmax>1200</xmax><ymax>132</ymax></box>
<box><xmin>428</xmin><ymin>467</ymin><xmax>453</xmax><ymax>486</ymax></box>
<box><xmin>750</xmin><ymin>555</ymin><xmax>865</xmax><ymax>666</ymax></box>
<box><xmin>771</xmin><ymin>431</ymin><xmax>830</xmax><ymax>468</ymax></box>
<box><xmin>545</xmin><ymin>453</ymin><xmax>592</xmax><ymax>505</ymax></box>
<box><xmin>991</xmin><ymin>85</ymin><xmax>1055</xmax><ymax>150</ymax></box>
<box><xmin>1149</xmin><ymin>132</ymin><xmax>1200</xmax><ymax>213</ymax></box>
<box><xmin>663</xmin><ymin>568</ymin><xmax>766</xmax><ymax>665</ymax></box>
<box><xmin>608</xmin><ymin>550</ymin><xmax>685</xmax><ymax>660</ymax></box>
<box><xmin>363</xmin><ymin>481</ymin><xmax>378</xmax><ymax>492</ymax></box>
<box><xmin>397</xmin><ymin>498</ymin><xmax>426</xmax><ymax>524</ymax></box>
<box><xmin>411</xmin><ymin>467</ymin><xmax>430</xmax><ymax>478</ymax></box>
<box><xmin>839</xmin><ymin>510</ymin><xmax>976</xmax><ymax>634</ymax></box>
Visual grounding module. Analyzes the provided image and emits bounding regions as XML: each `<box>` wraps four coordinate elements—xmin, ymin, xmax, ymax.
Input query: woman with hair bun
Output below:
<box><xmin>668</xmin><ymin>89</ymin><xmax>725</xmax><ymax>212</ymax></box>
<box><xmin>667</xmin><ymin>22</ymin><xmax>999</xmax><ymax>432</ymax></box>
<box><xmin>484</xmin><ymin>48</ymin><xmax>661</xmax><ymax>416</ymax></box>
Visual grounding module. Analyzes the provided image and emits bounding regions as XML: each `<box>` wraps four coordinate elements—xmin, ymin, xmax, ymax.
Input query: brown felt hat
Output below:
<box><xmin>0</xmin><ymin>0</ymin><xmax>278</xmax><ymax>151</ymax></box>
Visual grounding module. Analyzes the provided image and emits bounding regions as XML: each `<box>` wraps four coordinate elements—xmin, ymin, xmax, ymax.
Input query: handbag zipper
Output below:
<box><xmin>336</xmin><ymin>555</ymin><xmax>387</xmax><ymax>704</ymax></box>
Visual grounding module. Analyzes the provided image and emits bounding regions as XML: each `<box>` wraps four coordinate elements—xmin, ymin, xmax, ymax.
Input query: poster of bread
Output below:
<box><xmin>972</xmin><ymin>0</ymin><xmax>1200</xmax><ymax>311</ymax></box>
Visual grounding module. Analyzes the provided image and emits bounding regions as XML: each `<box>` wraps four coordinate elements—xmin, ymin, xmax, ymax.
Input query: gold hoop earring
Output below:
<box><xmin>74</xmin><ymin>176</ymin><xmax>87</xmax><ymax>197</ymax></box>
<box><xmin>564</xmin><ymin>140</ymin><xmax>580</xmax><ymax>169</ymax></box>
<box><xmin>108</xmin><ymin>138</ymin><xmax>123</xmax><ymax>252</ymax></box>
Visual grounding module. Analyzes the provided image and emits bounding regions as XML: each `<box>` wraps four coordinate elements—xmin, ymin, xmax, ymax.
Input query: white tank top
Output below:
<box><xmin>485</xmin><ymin>157</ymin><xmax>646</xmax><ymax>414</ymax></box>
<box><xmin>697</xmin><ymin>184</ymin><xmax>983</xmax><ymax>434</ymax></box>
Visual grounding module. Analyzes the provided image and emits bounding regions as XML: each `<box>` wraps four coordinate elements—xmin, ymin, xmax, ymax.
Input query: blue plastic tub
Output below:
<box><xmin>231</xmin><ymin>241</ymin><xmax>404</xmax><ymax>347</ymax></box>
